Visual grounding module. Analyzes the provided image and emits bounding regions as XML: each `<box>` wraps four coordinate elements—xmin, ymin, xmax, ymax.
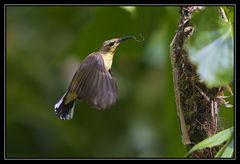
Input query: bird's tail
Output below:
<box><xmin>54</xmin><ymin>92</ymin><xmax>75</xmax><ymax>120</ymax></box>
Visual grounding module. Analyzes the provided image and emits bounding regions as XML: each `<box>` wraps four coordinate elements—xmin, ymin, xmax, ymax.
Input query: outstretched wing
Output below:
<box><xmin>68</xmin><ymin>52</ymin><xmax>118</xmax><ymax>110</ymax></box>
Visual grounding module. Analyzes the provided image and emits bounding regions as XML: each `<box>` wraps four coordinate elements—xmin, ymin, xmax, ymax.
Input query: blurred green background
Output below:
<box><xmin>6</xmin><ymin>6</ymin><xmax>233</xmax><ymax>158</ymax></box>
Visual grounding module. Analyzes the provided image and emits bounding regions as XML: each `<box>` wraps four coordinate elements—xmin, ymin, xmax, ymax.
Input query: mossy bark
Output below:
<box><xmin>170</xmin><ymin>6</ymin><xmax>222</xmax><ymax>158</ymax></box>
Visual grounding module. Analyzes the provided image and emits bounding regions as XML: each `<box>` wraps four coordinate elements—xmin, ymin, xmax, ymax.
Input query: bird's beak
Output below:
<box><xmin>118</xmin><ymin>36</ymin><xmax>136</xmax><ymax>43</ymax></box>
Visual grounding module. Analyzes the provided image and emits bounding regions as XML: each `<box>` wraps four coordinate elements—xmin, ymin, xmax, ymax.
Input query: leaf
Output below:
<box><xmin>186</xmin><ymin>127</ymin><xmax>233</xmax><ymax>156</ymax></box>
<box><xmin>222</xmin><ymin>6</ymin><xmax>234</xmax><ymax>27</ymax></box>
<box><xmin>214</xmin><ymin>140</ymin><xmax>228</xmax><ymax>157</ymax></box>
<box><xmin>189</xmin><ymin>23</ymin><xmax>233</xmax><ymax>88</ymax></box>
<box><xmin>120</xmin><ymin>6</ymin><xmax>137</xmax><ymax>18</ymax></box>
<box><xmin>215</xmin><ymin>137</ymin><xmax>234</xmax><ymax>158</ymax></box>
<box><xmin>221</xmin><ymin>138</ymin><xmax>234</xmax><ymax>158</ymax></box>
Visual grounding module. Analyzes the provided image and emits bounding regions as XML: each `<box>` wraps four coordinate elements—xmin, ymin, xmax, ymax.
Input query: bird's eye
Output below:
<box><xmin>108</xmin><ymin>42</ymin><xmax>114</xmax><ymax>47</ymax></box>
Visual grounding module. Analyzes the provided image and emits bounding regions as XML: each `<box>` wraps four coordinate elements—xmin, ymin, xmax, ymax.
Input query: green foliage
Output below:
<box><xmin>222</xmin><ymin>6</ymin><xmax>234</xmax><ymax>27</ymax></box>
<box><xmin>6</xmin><ymin>6</ymin><xmax>234</xmax><ymax>158</ymax></box>
<box><xmin>215</xmin><ymin>137</ymin><xmax>234</xmax><ymax>158</ymax></box>
<box><xmin>189</xmin><ymin>7</ymin><xmax>233</xmax><ymax>88</ymax></box>
<box><xmin>7</xmin><ymin>6</ymin><xmax>185</xmax><ymax>157</ymax></box>
<box><xmin>186</xmin><ymin>127</ymin><xmax>234</xmax><ymax>158</ymax></box>
<box><xmin>187</xmin><ymin>7</ymin><xmax>234</xmax><ymax>158</ymax></box>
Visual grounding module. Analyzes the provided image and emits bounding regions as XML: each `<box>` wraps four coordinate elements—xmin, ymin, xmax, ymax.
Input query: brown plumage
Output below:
<box><xmin>69</xmin><ymin>53</ymin><xmax>118</xmax><ymax>109</ymax></box>
<box><xmin>54</xmin><ymin>36</ymin><xmax>140</xmax><ymax>120</ymax></box>
<box><xmin>54</xmin><ymin>52</ymin><xmax>118</xmax><ymax>120</ymax></box>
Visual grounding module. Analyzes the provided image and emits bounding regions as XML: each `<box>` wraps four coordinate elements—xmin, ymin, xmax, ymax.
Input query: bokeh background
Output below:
<box><xmin>6</xmin><ymin>6</ymin><xmax>233</xmax><ymax>158</ymax></box>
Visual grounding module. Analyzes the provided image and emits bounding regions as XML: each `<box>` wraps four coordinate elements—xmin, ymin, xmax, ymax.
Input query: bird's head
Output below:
<box><xmin>100</xmin><ymin>38</ymin><xmax>120</xmax><ymax>53</ymax></box>
<box><xmin>100</xmin><ymin>36</ymin><xmax>142</xmax><ymax>53</ymax></box>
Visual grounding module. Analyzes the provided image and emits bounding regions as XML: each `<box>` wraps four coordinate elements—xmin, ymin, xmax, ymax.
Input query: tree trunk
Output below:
<box><xmin>169</xmin><ymin>6</ymin><xmax>222</xmax><ymax>158</ymax></box>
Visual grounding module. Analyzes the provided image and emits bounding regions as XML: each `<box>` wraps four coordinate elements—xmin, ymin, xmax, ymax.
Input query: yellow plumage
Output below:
<box><xmin>102</xmin><ymin>52</ymin><xmax>114</xmax><ymax>70</ymax></box>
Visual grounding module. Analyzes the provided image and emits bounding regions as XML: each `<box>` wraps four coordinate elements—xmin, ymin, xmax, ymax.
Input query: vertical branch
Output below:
<box><xmin>170</xmin><ymin>34</ymin><xmax>191</xmax><ymax>145</ymax></box>
<box><xmin>169</xmin><ymin>6</ymin><xmax>222</xmax><ymax>158</ymax></box>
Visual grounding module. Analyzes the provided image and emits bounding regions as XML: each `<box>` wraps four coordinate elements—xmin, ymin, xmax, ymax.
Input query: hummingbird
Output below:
<box><xmin>54</xmin><ymin>36</ymin><xmax>142</xmax><ymax>120</ymax></box>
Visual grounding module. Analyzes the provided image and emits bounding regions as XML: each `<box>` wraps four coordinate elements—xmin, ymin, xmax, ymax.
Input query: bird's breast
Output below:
<box><xmin>102</xmin><ymin>52</ymin><xmax>114</xmax><ymax>70</ymax></box>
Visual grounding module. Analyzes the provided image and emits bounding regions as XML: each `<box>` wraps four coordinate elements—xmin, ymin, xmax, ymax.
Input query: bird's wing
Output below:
<box><xmin>68</xmin><ymin>52</ymin><xmax>118</xmax><ymax>110</ymax></box>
